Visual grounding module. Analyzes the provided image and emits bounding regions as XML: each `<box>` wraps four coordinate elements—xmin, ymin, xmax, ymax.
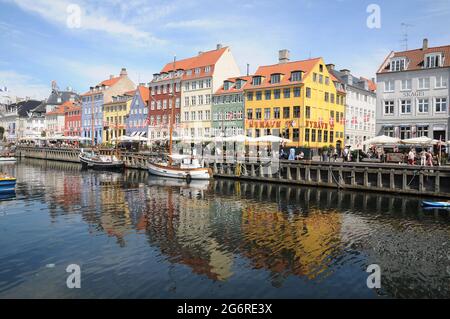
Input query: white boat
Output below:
<box><xmin>0</xmin><ymin>157</ymin><xmax>16</xmax><ymax>162</ymax></box>
<box><xmin>79</xmin><ymin>151</ymin><xmax>124</xmax><ymax>171</ymax></box>
<box><xmin>148</xmin><ymin>155</ymin><xmax>211</xmax><ymax>181</ymax></box>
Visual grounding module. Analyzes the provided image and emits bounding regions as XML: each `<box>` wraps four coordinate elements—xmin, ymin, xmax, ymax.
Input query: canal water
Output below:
<box><xmin>0</xmin><ymin>159</ymin><xmax>449</xmax><ymax>298</ymax></box>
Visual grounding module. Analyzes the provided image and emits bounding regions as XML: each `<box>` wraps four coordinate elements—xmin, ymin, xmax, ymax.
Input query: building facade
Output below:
<box><xmin>45</xmin><ymin>104</ymin><xmax>66</xmax><ymax>136</ymax></box>
<box><xmin>376</xmin><ymin>39</ymin><xmax>449</xmax><ymax>141</ymax></box>
<box><xmin>148</xmin><ymin>70</ymin><xmax>182</xmax><ymax>141</ymax></box>
<box><xmin>81</xmin><ymin>68</ymin><xmax>135</xmax><ymax>144</ymax></box>
<box><xmin>212</xmin><ymin>76</ymin><xmax>250</xmax><ymax>137</ymax></box>
<box><xmin>180</xmin><ymin>44</ymin><xmax>240</xmax><ymax>138</ymax></box>
<box><xmin>103</xmin><ymin>91</ymin><xmax>134</xmax><ymax>143</ymax></box>
<box><xmin>64</xmin><ymin>102</ymin><xmax>81</xmax><ymax>136</ymax></box>
<box><xmin>244</xmin><ymin>50</ymin><xmax>346</xmax><ymax>150</ymax></box>
<box><xmin>126</xmin><ymin>85</ymin><xmax>149</xmax><ymax>137</ymax></box>
<box><xmin>0</xmin><ymin>99</ymin><xmax>42</xmax><ymax>141</ymax></box>
<box><xmin>328</xmin><ymin>66</ymin><xmax>377</xmax><ymax>150</ymax></box>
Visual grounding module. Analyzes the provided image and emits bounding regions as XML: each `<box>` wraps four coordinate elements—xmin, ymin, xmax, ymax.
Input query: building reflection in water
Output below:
<box><xmin>9</xmin><ymin>159</ymin><xmax>450</xmax><ymax>297</ymax></box>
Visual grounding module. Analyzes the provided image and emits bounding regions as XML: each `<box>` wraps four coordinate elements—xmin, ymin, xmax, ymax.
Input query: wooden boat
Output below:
<box><xmin>147</xmin><ymin>55</ymin><xmax>212</xmax><ymax>182</ymax></box>
<box><xmin>0</xmin><ymin>174</ymin><xmax>16</xmax><ymax>192</ymax></box>
<box><xmin>79</xmin><ymin>151</ymin><xmax>124</xmax><ymax>171</ymax></box>
<box><xmin>421</xmin><ymin>201</ymin><xmax>450</xmax><ymax>208</ymax></box>
<box><xmin>148</xmin><ymin>155</ymin><xmax>211</xmax><ymax>181</ymax></box>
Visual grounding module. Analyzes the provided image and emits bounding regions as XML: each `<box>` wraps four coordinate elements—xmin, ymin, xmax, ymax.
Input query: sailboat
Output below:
<box><xmin>148</xmin><ymin>56</ymin><xmax>212</xmax><ymax>182</ymax></box>
<box><xmin>79</xmin><ymin>91</ymin><xmax>124</xmax><ymax>171</ymax></box>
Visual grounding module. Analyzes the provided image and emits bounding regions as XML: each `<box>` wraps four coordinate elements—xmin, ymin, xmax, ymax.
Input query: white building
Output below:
<box><xmin>376</xmin><ymin>39</ymin><xmax>449</xmax><ymax>141</ymax></box>
<box><xmin>45</xmin><ymin>104</ymin><xmax>66</xmax><ymax>136</ymax></box>
<box><xmin>328</xmin><ymin>66</ymin><xmax>377</xmax><ymax>150</ymax></box>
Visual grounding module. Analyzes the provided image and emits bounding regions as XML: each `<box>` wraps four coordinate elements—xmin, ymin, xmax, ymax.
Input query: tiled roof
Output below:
<box><xmin>81</xmin><ymin>76</ymin><xmax>122</xmax><ymax>96</ymax></box>
<box><xmin>160</xmin><ymin>47</ymin><xmax>228</xmax><ymax>74</ymax></box>
<box><xmin>245</xmin><ymin>58</ymin><xmax>321</xmax><ymax>89</ymax></box>
<box><xmin>360</xmin><ymin>77</ymin><xmax>377</xmax><ymax>92</ymax></box>
<box><xmin>137</xmin><ymin>86</ymin><xmax>149</xmax><ymax>103</ymax></box>
<box><xmin>215</xmin><ymin>76</ymin><xmax>252</xmax><ymax>94</ymax></box>
<box><xmin>378</xmin><ymin>44</ymin><xmax>450</xmax><ymax>73</ymax></box>
<box><xmin>46</xmin><ymin>104</ymin><xmax>66</xmax><ymax>116</ymax></box>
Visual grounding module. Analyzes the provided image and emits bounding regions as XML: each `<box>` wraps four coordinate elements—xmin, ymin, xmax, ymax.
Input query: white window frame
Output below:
<box><xmin>384</xmin><ymin>80</ymin><xmax>395</xmax><ymax>92</ymax></box>
<box><xmin>435</xmin><ymin>75</ymin><xmax>448</xmax><ymax>89</ymax></box>
<box><xmin>383</xmin><ymin>100</ymin><xmax>394</xmax><ymax>115</ymax></box>
<box><xmin>401</xmin><ymin>79</ymin><xmax>412</xmax><ymax>91</ymax></box>
<box><xmin>417</xmin><ymin>98</ymin><xmax>429</xmax><ymax>113</ymax></box>
<box><xmin>400</xmin><ymin>99</ymin><xmax>411</xmax><ymax>114</ymax></box>
<box><xmin>418</xmin><ymin>77</ymin><xmax>430</xmax><ymax>90</ymax></box>
<box><xmin>435</xmin><ymin>97</ymin><xmax>447</xmax><ymax>113</ymax></box>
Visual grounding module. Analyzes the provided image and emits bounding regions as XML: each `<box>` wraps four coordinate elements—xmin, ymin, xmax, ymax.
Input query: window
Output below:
<box><xmin>205</xmin><ymin>110</ymin><xmax>211</xmax><ymax>120</ymax></box>
<box><xmin>271</xmin><ymin>74</ymin><xmax>280</xmax><ymax>83</ymax></box>
<box><xmin>418</xmin><ymin>77</ymin><xmax>430</xmax><ymax>89</ymax></box>
<box><xmin>306</xmin><ymin>87</ymin><xmax>311</xmax><ymax>98</ymax></box>
<box><xmin>204</xmin><ymin>66</ymin><xmax>211</xmax><ymax>73</ymax></box>
<box><xmin>324</xmin><ymin>130</ymin><xmax>328</xmax><ymax>143</ymax></box>
<box><xmin>384</xmin><ymin>80</ymin><xmax>395</xmax><ymax>92</ymax></box>
<box><xmin>324</xmin><ymin>92</ymin><xmax>329</xmax><ymax>102</ymax></box>
<box><xmin>184</xmin><ymin>82</ymin><xmax>189</xmax><ymax>91</ymax></box>
<box><xmin>325</xmin><ymin>77</ymin><xmax>329</xmax><ymax>85</ymax></box>
<box><xmin>390</xmin><ymin>58</ymin><xmax>406</xmax><ymax>71</ymax></box>
<box><xmin>436</xmin><ymin>76</ymin><xmax>448</xmax><ymax>88</ymax></box>
<box><xmin>305</xmin><ymin>106</ymin><xmax>311</xmax><ymax>119</ymax></box>
<box><xmin>184</xmin><ymin>97</ymin><xmax>189</xmax><ymax>107</ymax></box>
<box><xmin>191</xmin><ymin>111</ymin><xmax>196</xmax><ymax>121</ymax></box>
<box><xmin>418</xmin><ymin>98</ymin><xmax>429</xmax><ymax>113</ymax></box>
<box><xmin>283</xmin><ymin>107</ymin><xmax>290</xmax><ymax>119</ymax></box>
<box><xmin>256</xmin><ymin>91</ymin><xmax>262</xmax><ymax>100</ymax></box>
<box><xmin>384</xmin><ymin>100</ymin><xmax>394</xmax><ymax>114</ymax></box>
<box><xmin>198</xmin><ymin>95</ymin><xmax>203</xmax><ymax>105</ymax></box>
<box><xmin>319</xmin><ymin>74</ymin><xmax>323</xmax><ymax>84</ymax></box>
<box><xmin>283</xmin><ymin>88</ymin><xmax>290</xmax><ymax>98</ymax></box>
<box><xmin>293</xmin><ymin>128</ymin><xmax>299</xmax><ymax>142</ymax></box>
<box><xmin>395</xmin><ymin>99</ymin><xmax>411</xmax><ymax>115</ymax></box>
<box><xmin>305</xmin><ymin>128</ymin><xmax>310</xmax><ymax>142</ymax></box>
<box><xmin>205</xmin><ymin>94</ymin><xmax>211</xmax><ymax>104</ymax></box>
<box><xmin>311</xmin><ymin>129</ymin><xmax>316</xmax><ymax>142</ymax></box>
<box><xmin>247</xmin><ymin>92</ymin><xmax>253</xmax><ymax>101</ymax></box>
<box><xmin>330</xmin><ymin>131</ymin><xmax>334</xmax><ymax>143</ymax></box>
<box><xmin>293</xmin><ymin>106</ymin><xmax>300</xmax><ymax>118</ymax></box>
<box><xmin>205</xmin><ymin>79</ymin><xmax>211</xmax><ymax>87</ymax></box>
<box><xmin>400</xmin><ymin>126</ymin><xmax>411</xmax><ymax>139</ymax></box>
<box><xmin>274</xmin><ymin>107</ymin><xmax>280</xmax><ymax>119</ymax></box>
<box><xmin>401</xmin><ymin>79</ymin><xmax>412</xmax><ymax>91</ymax></box>
<box><xmin>435</xmin><ymin>98</ymin><xmax>447</xmax><ymax>112</ymax></box>
<box><xmin>417</xmin><ymin>126</ymin><xmax>429</xmax><ymax>137</ymax></box>
<box><xmin>384</xmin><ymin>126</ymin><xmax>394</xmax><ymax>137</ymax></box>
<box><xmin>252</xmin><ymin>76</ymin><xmax>262</xmax><ymax>85</ymax></box>
<box><xmin>265</xmin><ymin>90</ymin><xmax>271</xmax><ymax>100</ymax></box>
<box><xmin>264</xmin><ymin>108</ymin><xmax>271</xmax><ymax>119</ymax></box>
<box><xmin>274</xmin><ymin>89</ymin><xmax>281</xmax><ymax>99</ymax></box>
<box><xmin>191</xmin><ymin>96</ymin><xmax>196</xmax><ymax>106</ymax></box>
<box><xmin>425</xmin><ymin>54</ymin><xmax>442</xmax><ymax>68</ymax></box>
<box><xmin>255</xmin><ymin>108</ymin><xmax>262</xmax><ymax>119</ymax></box>
<box><xmin>294</xmin><ymin>87</ymin><xmax>301</xmax><ymax>97</ymax></box>
<box><xmin>198</xmin><ymin>110</ymin><xmax>203</xmax><ymax>120</ymax></box>
<box><xmin>247</xmin><ymin>109</ymin><xmax>253</xmax><ymax>120</ymax></box>
<box><xmin>318</xmin><ymin>130</ymin><xmax>322</xmax><ymax>142</ymax></box>
<box><xmin>291</xmin><ymin>71</ymin><xmax>301</xmax><ymax>82</ymax></box>
<box><xmin>191</xmin><ymin>81</ymin><xmax>197</xmax><ymax>90</ymax></box>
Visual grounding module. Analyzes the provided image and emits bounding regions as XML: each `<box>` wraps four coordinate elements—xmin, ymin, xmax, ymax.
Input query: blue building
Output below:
<box><xmin>126</xmin><ymin>85</ymin><xmax>149</xmax><ymax>137</ymax></box>
<box><xmin>80</xmin><ymin>68</ymin><xmax>135</xmax><ymax>145</ymax></box>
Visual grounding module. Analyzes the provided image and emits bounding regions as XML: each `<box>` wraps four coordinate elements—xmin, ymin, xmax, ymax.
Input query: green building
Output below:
<box><xmin>211</xmin><ymin>76</ymin><xmax>251</xmax><ymax>137</ymax></box>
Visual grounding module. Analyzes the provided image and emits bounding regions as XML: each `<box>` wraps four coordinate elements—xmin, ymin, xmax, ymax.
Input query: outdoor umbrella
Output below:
<box><xmin>401</xmin><ymin>136</ymin><xmax>436</xmax><ymax>145</ymax></box>
<box><xmin>363</xmin><ymin>135</ymin><xmax>400</xmax><ymax>145</ymax></box>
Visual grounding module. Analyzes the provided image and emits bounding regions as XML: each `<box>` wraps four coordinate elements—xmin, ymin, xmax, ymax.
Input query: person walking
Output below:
<box><xmin>420</xmin><ymin>150</ymin><xmax>427</xmax><ymax>166</ymax></box>
<box><xmin>408</xmin><ymin>149</ymin><xmax>415</xmax><ymax>165</ymax></box>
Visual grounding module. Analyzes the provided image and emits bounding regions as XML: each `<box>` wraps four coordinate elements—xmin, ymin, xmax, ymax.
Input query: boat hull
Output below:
<box><xmin>0</xmin><ymin>157</ymin><xmax>16</xmax><ymax>162</ymax></box>
<box><xmin>422</xmin><ymin>201</ymin><xmax>450</xmax><ymax>208</ymax></box>
<box><xmin>148</xmin><ymin>163</ymin><xmax>211</xmax><ymax>180</ymax></box>
<box><xmin>0</xmin><ymin>179</ymin><xmax>16</xmax><ymax>192</ymax></box>
<box><xmin>79</xmin><ymin>154</ymin><xmax>124</xmax><ymax>171</ymax></box>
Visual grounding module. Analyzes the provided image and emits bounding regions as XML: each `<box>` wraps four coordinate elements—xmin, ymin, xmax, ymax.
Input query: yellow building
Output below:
<box><xmin>244</xmin><ymin>51</ymin><xmax>345</xmax><ymax>150</ymax></box>
<box><xmin>102</xmin><ymin>90</ymin><xmax>135</xmax><ymax>143</ymax></box>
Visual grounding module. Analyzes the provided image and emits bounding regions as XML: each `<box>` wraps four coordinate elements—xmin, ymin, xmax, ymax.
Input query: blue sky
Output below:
<box><xmin>1</xmin><ymin>0</ymin><xmax>450</xmax><ymax>99</ymax></box>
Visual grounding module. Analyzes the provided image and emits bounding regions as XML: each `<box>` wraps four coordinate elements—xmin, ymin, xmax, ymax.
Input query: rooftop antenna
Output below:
<box><xmin>400</xmin><ymin>22</ymin><xmax>414</xmax><ymax>51</ymax></box>
<box><xmin>246</xmin><ymin>63</ymin><xmax>249</xmax><ymax>76</ymax></box>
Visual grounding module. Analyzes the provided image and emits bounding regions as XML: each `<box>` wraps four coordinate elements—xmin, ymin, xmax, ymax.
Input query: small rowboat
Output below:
<box><xmin>0</xmin><ymin>175</ymin><xmax>16</xmax><ymax>192</ymax></box>
<box><xmin>421</xmin><ymin>201</ymin><xmax>450</xmax><ymax>208</ymax></box>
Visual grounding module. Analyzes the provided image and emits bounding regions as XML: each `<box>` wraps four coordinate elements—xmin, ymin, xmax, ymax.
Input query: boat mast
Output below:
<box><xmin>168</xmin><ymin>55</ymin><xmax>176</xmax><ymax>166</ymax></box>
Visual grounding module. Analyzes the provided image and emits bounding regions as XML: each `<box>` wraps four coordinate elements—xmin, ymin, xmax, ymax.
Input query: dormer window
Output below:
<box><xmin>425</xmin><ymin>53</ymin><xmax>442</xmax><ymax>68</ymax></box>
<box><xmin>204</xmin><ymin>66</ymin><xmax>211</xmax><ymax>73</ymax></box>
<box><xmin>235</xmin><ymin>80</ymin><xmax>245</xmax><ymax>90</ymax></box>
<box><xmin>186</xmin><ymin>70</ymin><xmax>192</xmax><ymax>76</ymax></box>
<box><xmin>271</xmin><ymin>74</ymin><xmax>281</xmax><ymax>84</ymax></box>
<box><xmin>252</xmin><ymin>76</ymin><xmax>262</xmax><ymax>86</ymax></box>
<box><xmin>390</xmin><ymin>58</ymin><xmax>406</xmax><ymax>71</ymax></box>
<box><xmin>195</xmin><ymin>68</ymin><xmax>201</xmax><ymax>74</ymax></box>
<box><xmin>291</xmin><ymin>71</ymin><xmax>302</xmax><ymax>82</ymax></box>
<box><xmin>223</xmin><ymin>81</ymin><xmax>231</xmax><ymax>90</ymax></box>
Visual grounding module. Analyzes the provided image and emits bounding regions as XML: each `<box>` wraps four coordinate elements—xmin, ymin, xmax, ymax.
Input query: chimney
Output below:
<box><xmin>422</xmin><ymin>38</ymin><xmax>428</xmax><ymax>50</ymax></box>
<box><xmin>120</xmin><ymin>68</ymin><xmax>127</xmax><ymax>77</ymax></box>
<box><xmin>90</xmin><ymin>86</ymin><xmax>94</xmax><ymax>92</ymax></box>
<box><xmin>326</xmin><ymin>64</ymin><xmax>335</xmax><ymax>71</ymax></box>
<box><xmin>109</xmin><ymin>75</ymin><xmax>114</xmax><ymax>79</ymax></box>
<box><xmin>216</xmin><ymin>43</ymin><xmax>223</xmax><ymax>50</ymax></box>
<box><xmin>278</xmin><ymin>49</ymin><xmax>290</xmax><ymax>64</ymax></box>
<box><xmin>139</xmin><ymin>82</ymin><xmax>145</xmax><ymax>87</ymax></box>
<box><xmin>198</xmin><ymin>51</ymin><xmax>203</xmax><ymax>55</ymax></box>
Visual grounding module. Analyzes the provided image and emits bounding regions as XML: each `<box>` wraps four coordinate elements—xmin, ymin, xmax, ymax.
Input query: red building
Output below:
<box><xmin>64</xmin><ymin>102</ymin><xmax>82</xmax><ymax>136</ymax></box>
<box><xmin>148</xmin><ymin>64</ymin><xmax>183</xmax><ymax>140</ymax></box>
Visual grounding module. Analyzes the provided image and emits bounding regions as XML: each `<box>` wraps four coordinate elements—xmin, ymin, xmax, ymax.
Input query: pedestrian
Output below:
<box><xmin>343</xmin><ymin>146</ymin><xmax>349</xmax><ymax>162</ymax></box>
<box><xmin>407</xmin><ymin>148</ymin><xmax>415</xmax><ymax>165</ymax></box>
<box><xmin>420</xmin><ymin>150</ymin><xmax>427</xmax><ymax>166</ymax></box>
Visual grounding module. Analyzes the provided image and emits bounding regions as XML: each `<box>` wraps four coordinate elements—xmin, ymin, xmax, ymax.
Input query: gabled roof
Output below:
<box><xmin>378</xmin><ymin>44</ymin><xmax>450</xmax><ymax>74</ymax></box>
<box><xmin>15</xmin><ymin>100</ymin><xmax>42</xmax><ymax>117</ymax></box>
<box><xmin>330</xmin><ymin>69</ymin><xmax>377</xmax><ymax>93</ymax></box>
<box><xmin>137</xmin><ymin>86</ymin><xmax>149</xmax><ymax>103</ymax></box>
<box><xmin>245</xmin><ymin>58</ymin><xmax>321</xmax><ymax>89</ymax></box>
<box><xmin>160</xmin><ymin>47</ymin><xmax>228</xmax><ymax>74</ymax></box>
<box><xmin>47</xmin><ymin>90</ymin><xmax>79</xmax><ymax>105</ymax></box>
<box><xmin>215</xmin><ymin>76</ymin><xmax>252</xmax><ymax>94</ymax></box>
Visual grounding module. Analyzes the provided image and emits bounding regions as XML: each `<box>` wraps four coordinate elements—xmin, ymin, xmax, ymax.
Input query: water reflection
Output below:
<box><xmin>0</xmin><ymin>158</ymin><xmax>449</xmax><ymax>298</ymax></box>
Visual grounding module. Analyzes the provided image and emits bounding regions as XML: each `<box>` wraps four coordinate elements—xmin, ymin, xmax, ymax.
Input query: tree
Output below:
<box><xmin>0</xmin><ymin>126</ymin><xmax>4</xmax><ymax>140</ymax></box>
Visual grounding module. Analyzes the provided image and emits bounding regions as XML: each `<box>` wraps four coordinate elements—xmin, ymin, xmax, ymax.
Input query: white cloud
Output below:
<box><xmin>164</xmin><ymin>19</ymin><xmax>228</xmax><ymax>29</ymax></box>
<box><xmin>0</xmin><ymin>70</ymin><xmax>50</xmax><ymax>100</ymax></box>
<box><xmin>4</xmin><ymin>0</ymin><xmax>166</xmax><ymax>46</ymax></box>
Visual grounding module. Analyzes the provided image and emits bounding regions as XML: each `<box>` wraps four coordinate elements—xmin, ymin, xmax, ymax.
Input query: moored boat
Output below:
<box><xmin>421</xmin><ymin>201</ymin><xmax>450</xmax><ymax>208</ymax></box>
<box><xmin>79</xmin><ymin>151</ymin><xmax>124</xmax><ymax>171</ymax></box>
<box><xmin>148</xmin><ymin>155</ymin><xmax>212</xmax><ymax>181</ymax></box>
<box><xmin>0</xmin><ymin>174</ymin><xmax>16</xmax><ymax>192</ymax></box>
